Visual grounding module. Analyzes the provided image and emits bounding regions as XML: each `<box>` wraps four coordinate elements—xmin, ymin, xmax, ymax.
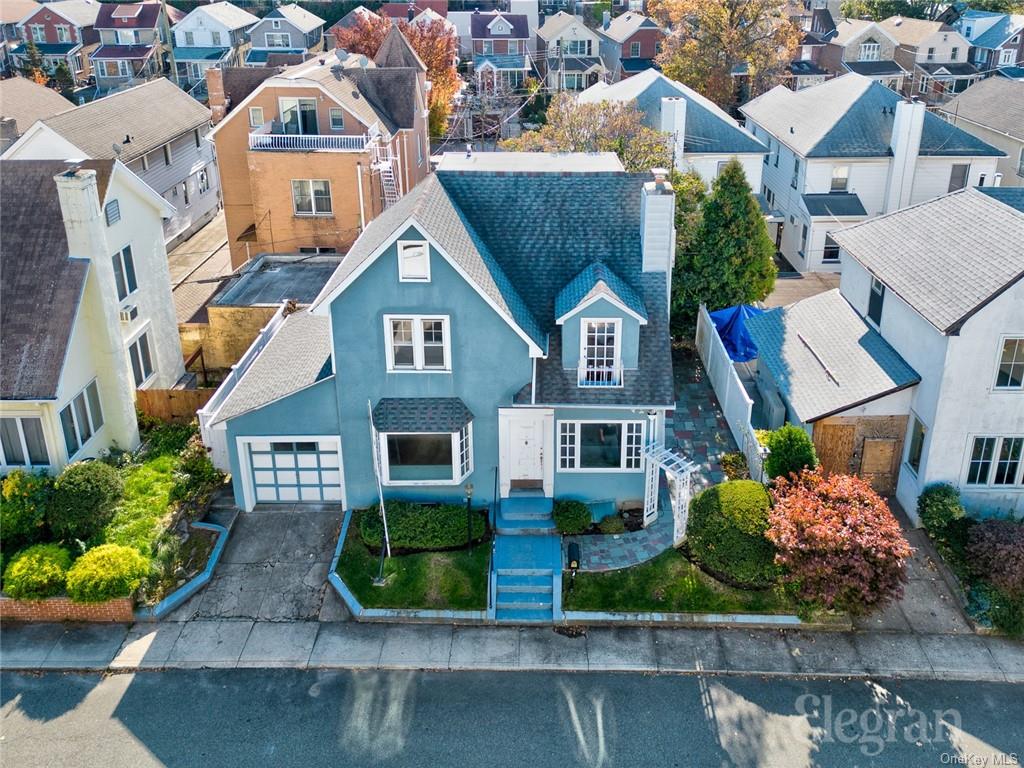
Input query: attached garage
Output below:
<box><xmin>239</xmin><ymin>437</ymin><xmax>344</xmax><ymax>509</ymax></box>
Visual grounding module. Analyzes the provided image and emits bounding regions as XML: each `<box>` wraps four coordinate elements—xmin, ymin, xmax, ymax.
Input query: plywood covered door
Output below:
<box><xmin>813</xmin><ymin>423</ymin><xmax>856</xmax><ymax>475</ymax></box>
<box><xmin>860</xmin><ymin>437</ymin><xmax>898</xmax><ymax>495</ymax></box>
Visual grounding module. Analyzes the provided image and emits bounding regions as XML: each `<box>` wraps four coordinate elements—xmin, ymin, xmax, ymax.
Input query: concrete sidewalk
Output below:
<box><xmin>2</xmin><ymin>621</ymin><xmax>1022</xmax><ymax>682</ymax></box>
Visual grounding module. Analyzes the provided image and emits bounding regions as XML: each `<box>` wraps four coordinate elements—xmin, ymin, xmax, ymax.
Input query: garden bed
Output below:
<box><xmin>336</xmin><ymin>512</ymin><xmax>490</xmax><ymax>611</ymax></box>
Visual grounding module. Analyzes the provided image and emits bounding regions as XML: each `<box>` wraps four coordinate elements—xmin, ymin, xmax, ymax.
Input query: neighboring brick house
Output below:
<box><xmin>471</xmin><ymin>10</ymin><xmax>531</xmax><ymax>90</ymax></box>
<box><xmin>536</xmin><ymin>11</ymin><xmax>605</xmax><ymax>91</ymax></box>
<box><xmin>938</xmin><ymin>77</ymin><xmax>1024</xmax><ymax>188</ymax></box>
<box><xmin>596</xmin><ymin>12</ymin><xmax>664</xmax><ymax>82</ymax></box>
<box><xmin>12</xmin><ymin>0</ymin><xmax>99</xmax><ymax>81</ymax></box>
<box><xmin>819</xmin><ymin>18</ymin><xmax>908</xmax><ymax>91</ymax></box>
<box><xmin>90</xmin><ymin>1</ymin><xmax>184</xmax><ymax>94</ymax></box>
<box><xmin>1</xmin><ymin>0</ymin><xmax>39</xmax><ymax>76</ymax></box>
<box><xmin>3</xmin><ymin>78</ymin><xmax>222</xmax><ymax>248</ymax></box>
<box><xmin>785</xmin><ymin>9</ymin><xmax>837</xmax><ymax>90</ymax></box>
<box><xmin>954</xmin><ymin>10</ymin><xmax>1024</xmax><ymax>72</ymax></box>
<box><xmin>877</xmin><ymin>16</ymin><xmax>979</xmax><ymax>102</ymax></box>
<box><xmin>171</xmin><ymin>1</ymin><xmax>258</xmax><ymax>90</ymax></box>
<box><xmin>206</xmin><ymin>27</ymin><xmax>432</xmax><ymax>268</ymax></box>
<box><xmin>245</xmin><ymin>4</ymin><xmax>325</xmax><ymax>67</ymax></box>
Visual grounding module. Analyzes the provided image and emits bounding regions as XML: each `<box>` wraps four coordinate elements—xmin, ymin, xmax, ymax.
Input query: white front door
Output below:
<box><xmin>499</xmin><ymin>408</ymin><xmax>554</xmax><ymax>497</ymax></box>
<box><xmin>511</xmin><ymin>417</ymin><xmax>543</xmax><ymax>481</ymax></box>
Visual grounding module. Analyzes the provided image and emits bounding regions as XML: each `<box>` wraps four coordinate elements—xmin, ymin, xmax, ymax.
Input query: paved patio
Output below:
<box><xmin>166</xmin><ymin>505</ymin><xmax>349</xmax><ymax>622</ymax></box>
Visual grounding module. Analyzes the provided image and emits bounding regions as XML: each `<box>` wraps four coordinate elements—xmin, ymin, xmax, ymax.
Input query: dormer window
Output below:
<box><xmin>858</xmin><ymin>41</ymin><xmax>880</xmax><ymax>61</ymax></box>
<box><xmin>581</xmin><ymin>319</ymin><xmax>621</xmax><ymax>386</ymax></box>
<box><xmin>398</xmin><ymin>240</ymin><xmax>429</xmax><ymax>281</ymax></box>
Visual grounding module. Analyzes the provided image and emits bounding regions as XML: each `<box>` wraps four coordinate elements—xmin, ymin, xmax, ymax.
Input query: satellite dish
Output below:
<box><xmin>112</xmin><ymin>143</ymin><xmax>123</xmax><ymax>156</ymax></box>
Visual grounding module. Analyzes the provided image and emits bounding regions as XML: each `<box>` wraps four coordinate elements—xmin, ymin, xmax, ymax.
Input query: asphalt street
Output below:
<box><xmin>2</xmin><ymin>670</ymin><xmax>1022</xmax><ymax>768</ymax></box>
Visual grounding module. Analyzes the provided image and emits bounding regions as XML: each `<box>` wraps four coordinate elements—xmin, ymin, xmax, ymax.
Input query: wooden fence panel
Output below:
<box><xmin>136</xmin><ymin>388</ymin><xmax>216</xmax><ymax>424</ymax></box>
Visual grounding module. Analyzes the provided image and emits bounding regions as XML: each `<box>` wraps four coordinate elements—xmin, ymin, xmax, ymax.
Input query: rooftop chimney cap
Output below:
<box><xmin>651</xmin><ymin>167</ymin><xmax>668</xmax><ymax>183</ymax></box>
<box><xmin>465</xmin><ymin>143</ymin><xmax>472</xmax><ymax>158</ymax></box>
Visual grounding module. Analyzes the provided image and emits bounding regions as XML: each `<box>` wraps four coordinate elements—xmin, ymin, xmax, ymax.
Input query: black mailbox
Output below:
<box><xmin>567</xmin><ymin>542</ymin><xmax>581</xmax><ymax>572</ymax></box>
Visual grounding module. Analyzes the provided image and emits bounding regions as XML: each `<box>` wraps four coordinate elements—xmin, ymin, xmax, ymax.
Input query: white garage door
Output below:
<box><xmin>248</xmin><ymin>440</ymin><xmax>343</xmax><ymax>504</ymax></box>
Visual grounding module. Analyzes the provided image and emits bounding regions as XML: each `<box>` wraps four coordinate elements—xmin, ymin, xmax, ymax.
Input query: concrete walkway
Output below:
<box><xmin>2</xmin><ymin>621</ymin><xmax>1022</xmax><ymax>681</ymax></box>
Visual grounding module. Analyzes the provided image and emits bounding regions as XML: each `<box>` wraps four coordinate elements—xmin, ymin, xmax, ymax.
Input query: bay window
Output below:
<box><xmin>0</xmin><ymin>416</ymin><xmax>49</xmax><ymax>468</ymax></box>
<box><xmin>381</xmin><ymin>424</ymin><xmax>472</xmax><ymax>484</ymax></box>
<box><xmin>384</xmin><ymin>315</ymin><xmax>450</xmax><ymax>371</ymax></box>
<box><xmin>558</xmin><ymin>421</ymin><xmax>644</xmax><ymax>471</ymax></box>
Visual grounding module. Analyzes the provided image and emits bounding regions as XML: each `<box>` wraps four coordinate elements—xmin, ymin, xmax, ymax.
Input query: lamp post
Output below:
<box><xmin>465</xmin><ymin>482</ymin><xmax>474</xmax><ymax>554</ymax></box>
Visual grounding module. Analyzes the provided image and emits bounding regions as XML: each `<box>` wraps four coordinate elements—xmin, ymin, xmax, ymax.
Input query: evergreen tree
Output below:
<box><xmin>53</xmin><ymin>61</ymin><xmax>76</xmax><ymax>100</ymax></box>
<box><xmin>671</xmin><ymin>159</ymin><xmax>776</xmax><ymax>332</ymax></box>
<box><xmin>19</xmin><ymin>39</ymin><xmax>47</xmax><ymax>82</ymax></box>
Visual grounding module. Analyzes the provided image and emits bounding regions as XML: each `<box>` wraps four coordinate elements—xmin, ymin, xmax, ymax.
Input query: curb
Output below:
<box><xmin>134</xmin><ymin>521</ymin><xmax>229</xmax><ymax>622</ymax></box>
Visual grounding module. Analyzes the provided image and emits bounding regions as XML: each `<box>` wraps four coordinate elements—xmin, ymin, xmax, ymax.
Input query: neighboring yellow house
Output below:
<box><xmin>207</xmin><ymin>26</ymin><xmax>432</xmax><ymax>269</ymax></box>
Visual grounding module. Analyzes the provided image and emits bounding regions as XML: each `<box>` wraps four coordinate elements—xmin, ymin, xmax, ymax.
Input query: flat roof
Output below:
<box><xmin>435</xmin><ymin>151</ymin><xmax>625</xmax><ymax>173</ymax></box>
<box><xmin>213</xmin><ymin>255</ymin><xmax>342</xmax><ymax>307</ymax></box>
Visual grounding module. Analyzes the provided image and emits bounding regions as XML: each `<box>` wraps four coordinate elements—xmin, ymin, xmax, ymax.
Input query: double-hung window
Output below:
<box><xmin>128</xmin><ymin>331</ymin><xmax>155</xmax><ymax>387</ymax></box>
<box><xmin>565</xmin><ymin>39</ymin><xmax>589</xmax><ymax>55</ymax></box>
<box><xmin>580</xmin><ymin>319</ymin><xmax>621</xmax><ymax>386</ymax></box>
<box><xmin>184</xmin><ymin>30</ymin><xmax>195</xmax><ymax>46</ymax></box>
<box><xmin>56</xmin><ymin>25</ymin><xmax>70</xmax><ymax>42</ymax></box>
<box><xmin>906</xmin><ymin>416</ymin><xmax>925</xmax><ymax>474</ymax></box>
<box><xmin>397</xmin><ymin>241</ymin><xmax>429</xmax><ymax>281</ymax></box>
<box><xmin>822</xmin><ymin>235</ymin><xmax>840</xmax><ymax>263</ymax></box>
<box><xmin>59</xmin><ymin>380</ymin><xmax>104</xmax><ymax>458</ymax></box>
<box><xmin>995</xmin><ymin>337</ymin><xmax>1024</xmax><ymax>390</ymax></box>
<box><xmin>30</xmin><ymin>24</ymin><xmax>45</xmax><ymax>43</ymax></box>
<box><xmin>948</xmin><ymin>163</ymin><xmax>970</xmax><ymax>192</ymax></box>
<box><xmin>967</xmin><ymin>436</ymin><xmax>1024</xmax><ymax>486</ymax></box>
<box><xmin>558</xmin><ymin>421</ymin><xmax>644</xmax><ymax>471</ymax></box>
<box><xmin>266</xmin><ymin>31</ymin><xmax>290</xmax><ymax>47</ymax></box>
<box><xmin>830</xmin><ymin>165</ymin><xmax>849</xmax><ymax>192</ymax></box>
<box><xmin>385</xmin><ymin>315</ymin><xmax>450</xmax><ymax>371</ymax></box>
<box><xmin>481</xmin><ymin>40</ymin><xmax>494</xmax><ymax>55</ymax></box>
<box><xmin>249</xmin><ymin>106</ymin><xmax>264</xmax><ymax>127</ymax></box>
<box><xmin>867</xmin><ymin>276</ymin><xmax>885</xmax><ymax>326</ymax></box>
<box><xmin>508</xmin><ymin>39</ymin><xmax>520</xmax><ymax>55</ymax></box>
<box><xmin>791</xmin><ymin>157</ymin><xmax>800</xmax><ymax>189</ymax></box>
<box><xmin>629</xmin><ymin>41</ymin><xmax>641</xmax><ymax>57</ymax></box>
<box><xmin>211</xmin><ymin>30</ymin><xmax>221</xmax><ymax>46</ymax></box>
<box><xmin>291</xmin><ymin>179</ymin><xmax>332</xmax><ymax>215</ymax></box>
<box><xmin>380</xmin><ymin>423</ymin><xmax>472</xmax><ymax>484</ymax></box>
<box><xmin>329</xmin><ymin>107</ymin><xmax>344</xmax><ymax>130</ymax></box>
<box><xmin>0</xmin><ymin>416</ymin><xmax>49</xmax><ymax>468</ymax></box>
<box><xmin>111</xmin><ymin>245</ymin><xmax>137</xmax><ymax>301</ymax></box>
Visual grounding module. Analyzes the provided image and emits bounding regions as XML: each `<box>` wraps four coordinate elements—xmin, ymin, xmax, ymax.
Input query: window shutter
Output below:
<box><xmin>105</xmin><ymin>199</ymin><xmax>121</xmax><ymax>226</ymax></box>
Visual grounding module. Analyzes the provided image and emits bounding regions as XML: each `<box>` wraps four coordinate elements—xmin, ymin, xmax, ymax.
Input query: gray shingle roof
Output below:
<box><xmin>41</xmin><ymin>78</ymin><xmax>211</xmax><ymax>162</ymax></box>
<box><xmin>938</xmin><ymin>77</ymin><xmax>1024</xmax><ymax>142</ymax></box>
<box><xmin>372</xmin><ymin>397</ymin><xmax>473</xmax><ymax>432</ymax></box>
<box><xmin>210</xmin><ymin>310</ymin><xmax>332</xmax><ymax>424</ymax></box>
<box><xmin>470</xmin><ymin>11</ymin><xmax>529</xmax><ymax>39</ymax></box>
<box><xmin>267</xmin><ymin>3</ymin><xmax>323</xmax><ymax>32</ymax></box>
<box><xmin>186</xmin><ymin>1</ymin><xmax>258</xmax><ymax>30</ymax></box>
<box><xmin>1</xmin><ymin>159</ymin><xmax>116</xmax><ymax>400</ymax></box>
<box><xmin>578</xmin><ymin>69</ymin><xmax>767</xmax><ymax>155</ymax></box>
<box><xmin>373</xmin><ymin>25</ymin><xmax>426</xmax><ymax>72</ymax></box>
<box><xmin>740</xmin><ymin>74</ymin><xmax>1002</xmax><ymax>158</ymax></box>
<box><xmin>979</xmin><ymin>186</ymin><xmax>1024</xmax><ymax>212</ymax></box>
<box><xmin>972</xmin><ymin>13</ymin><xmax>1024</xmax><ymax>48</ymax></box>
<box><xmin>843</xmin><ymin>60</ymin><xmax>907</xmax><ymax>77</ymax></box>
<box><xmin>745</xmin><ymin>289</ymin><xmax>920</xmax><ymax>422</ymax></box>
<box><xmin>554</xmin><ymin>262</ymin><xmax>647</xmax><ymax>322</ymax></box>
<box><xmin>0</xmin><ymin>78</ymin><xmax>73</xmax><ymax>135</ymax></box>
<box><xmin>40</xmin><ymin>0</ymin><xmax>101</xmax><ymax>28</ymax></box>
<box><xmin>598</xmin><ymin>12</ymin><xmax>659</xmax><ymax>43</ymax></box>
<box><xmin>802</xmin><ymin>193</ymin><xmax>867</xmax><ymax>217</ymax></box>
<box><xmin>831</xmin><ymin>187</ymin><xmax>1024</xmax><ymax>334</ymax></box>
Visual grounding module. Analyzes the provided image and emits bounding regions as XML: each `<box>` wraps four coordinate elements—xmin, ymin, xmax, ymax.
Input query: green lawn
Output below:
<box><xmin>336</xmin><ymin>517</ymin><xmax>489</xmax><ymax>611</ymax></box>
<box><xmin>103</xmin><ymin>453</ymin><xmax>179</xmax><ymax>554</ymax></box>
<box><xmin>563</xmin><ymin>549</ymin><xmax>796</xmax><ymax>614</ymax></box>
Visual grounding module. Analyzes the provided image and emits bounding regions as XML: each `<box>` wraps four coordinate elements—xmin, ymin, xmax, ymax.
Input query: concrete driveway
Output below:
<box><xmin>168</xmin><ymin>505</ymin><xmax>349</xmax><ymax>622</ymax></box>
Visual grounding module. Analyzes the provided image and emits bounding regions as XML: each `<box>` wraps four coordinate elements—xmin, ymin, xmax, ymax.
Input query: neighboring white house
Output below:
<box><xmin>2</xmin><ymin>78</ymin><xmax>220</xmax><ymax>249</ymax></box>
<box><xmin>245</xmin><ymin>3</ymin><xmax>325</xmax><ymax>66</ymax></box>
<box><xmin>171</xmin><ymin>1</ymin><xmax>259</xmax><ymax>89</ymax></box>
<box><xmin>740</xmin><ymin>73</ymin><xmax>1004</xmax><ymax>272</ymax></box>
<box><xmin>579</xmin><ymin>68</ymin><xmax>768</xmax><ymax>190</ymax></box>
<box><xmin>938</xmin><ymin>77</ymin><xmax>1024</xmax><ymax>188</ymax></box>
<box><xmin>536</xmin><ymin>12</ymin><xmax>605</xmax><ymax>91</ymax></box>
<box><xmin>745</xmin><ymin>187</ymin><xmax>1024</xmax><ymax>519</ymax></box>
<box><xmin>0</xmin><ymin>158</ymin><xmax>185</xmax><ymax>474</ymax></box>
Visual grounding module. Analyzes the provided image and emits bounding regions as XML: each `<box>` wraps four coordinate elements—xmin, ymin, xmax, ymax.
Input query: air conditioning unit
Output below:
<box><xmin>761</xmin><ymin>388</ymin><xmax>787</xmax><ymax>430</ymax></box>
<box><xmin>119</xmin><ymin>305</ymin><xmax>138</xmax><ymax>324</ymax></box>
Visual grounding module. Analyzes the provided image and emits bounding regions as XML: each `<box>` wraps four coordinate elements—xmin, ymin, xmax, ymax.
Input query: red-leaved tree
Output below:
<box><xmin>767</xmin><ymin>470</ymin><xmax>912</xmax><ymax>615</ymax></box>
<box><xmin>334</xmin><ymin>15</ymin><xmax>460</xmax><ymax>136</ymax></box>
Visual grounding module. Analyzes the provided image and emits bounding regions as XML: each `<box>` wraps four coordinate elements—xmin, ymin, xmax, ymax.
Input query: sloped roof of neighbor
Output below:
<box><xmin>188</xmin><ymin>1</ymin><xmax>259</xmax><ymax>30</ymax></box>
<box><xmin>374</xmin><ymin>25</ymin><xmax>426</xmax><ymax>71</ymax></box>
<box><xmin>269</xmin><ymin>3</ymin><xmax>325</xmax><ymax>32</ymax></box>
<box><xmin>938</xmin><ymin>77</ymin><xmax>1024</xmax><ymax>141</ymax></box>
<box><xmin>0</xmin><ymin>78</ymin><xmax>73</xmax><ymax>134</ymax></box>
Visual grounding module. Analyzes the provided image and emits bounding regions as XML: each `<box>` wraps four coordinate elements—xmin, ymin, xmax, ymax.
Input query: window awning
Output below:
<box><xmin>372</xmin><ymin>397</ymin><xmax>474</xmax><ymax>433</ymax></box>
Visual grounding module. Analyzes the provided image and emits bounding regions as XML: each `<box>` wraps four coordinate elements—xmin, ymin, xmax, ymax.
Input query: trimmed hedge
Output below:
<box><xmin>2</xmin><ymin>544</ymin><xmax>72</xmax><ymax>600</ymax></box>
<box><xmin>763</xmin><ymin>425</ymin><xmax>818</xmax><ymax>481</ymax></box>
<box><xmin>686</xmin><ymin>480</ymin><xmax>776</xmax><ymax>588</ymax></box>
<box><xmin>554</xmin><ymin>500</ymin><xmax>591</xmax><ymax>535</ymax></box>
<box><xmin>65</xmin><ymin>544</ymin><xmax>149</xmax><ymax>603</ymax></box>
<box><xmin>49</xmin><ymin>462</ymin><xmax>124</xmax><ymax>542</ymax></box>
<box><xmin>918</xmin><ymin>483</ymin><xmax>965</xmax><ymax>538</ymax></box>
<box><xmin>967</xmin><ymin>520</ymin><xmax>1024</xmax><ymax>599</ymax></box>
<box><xmin>598</xmin><ymin>515</ymin><xmax>626</xmax><ymax>534</ymax></box>
<box><xmin>1</xmin><ymin>470</ymin><xmax>53</xmax><ymax>549</ymax></box>
<box><xmin>358</xmin><ymin>501</ymin><xmax>486</xmax><ymax>552</ymax></box>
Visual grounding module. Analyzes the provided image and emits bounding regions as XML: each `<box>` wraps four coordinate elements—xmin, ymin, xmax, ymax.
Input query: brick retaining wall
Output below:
<box><xmin>0</xmin><ymin>596</ymin><xmax>134</xmax><ymax>622</ymax></box>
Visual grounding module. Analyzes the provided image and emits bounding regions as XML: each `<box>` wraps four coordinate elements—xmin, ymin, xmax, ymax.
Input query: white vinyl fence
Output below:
<box><xmin>695</xmin><ymin>305</ymin><xmax>766</xmax><ymax>482</ymax></box>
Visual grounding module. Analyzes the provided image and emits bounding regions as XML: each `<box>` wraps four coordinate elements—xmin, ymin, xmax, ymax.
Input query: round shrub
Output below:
<box><xmin>1</xmin><ymin>470</ymin><xmax>53</xmax><ymax>548</ymax></box>
<box><xmin>686</xmin><ymin>480</ymin><xmax>776</xmax><ymax>588</ymax></box>
<box><xmin>763</xmin><ymin>425</ymin><xmax>818</xmax><ymax>481</ymax></box>
<box><xmin>918</xmin><ymin>483</ymin><xmax>965</xmax><ymax>539</ymax></box>
<box><xmin>598</xmin><ymin>515</ymin><xmax>626</xmax><ymax>534</ymax></box>
<box><xmin>65</xmin><ymin>544</ymin><xmax>149</xmax><ymax>603</ymax></box>
<box><xmin>48</xmin><ymin>461</ymin><xmax>124</xmax><ymax>542</ymax></box>
<box><xmin>768</xmin><ymin>470</ymin><xmax>912</xmax><ymax>615</ymax></box>
<box><xmin>553</xmin><ymin>500</ymin><xmax>591</xmax><ymax>535</ymax></box>
<box><xmin>358</xmin><ymin>501</ymin><xmax>486</xmax><ymax>552</ymax></box>
<box><xmin>2</xmin><ymin>544</ymin><xmax>72</xmax><ymax>600</ymax></box>
<box><xmin>720</xmin><ymin>452</ymin><xmax>750</xmax><ymax>481</ymax></box>
<box><xmin>967</xmin><ymin>519</ymin><xmax>1024</xmax><ymax>599</ymax></box>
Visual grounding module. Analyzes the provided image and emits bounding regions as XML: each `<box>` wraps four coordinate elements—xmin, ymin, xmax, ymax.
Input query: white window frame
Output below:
<box><xmin>291</xmin><ymin>179</ymin><xmax>332</xmax><ymax>216</ymax></box>
<box><xmin>563</xmin><ymin>72</ymin><xmax>584</xmax><ymax>90</ymax></box>
<box><xmin>859</xmin><ymin>42</ymin><xmax>880</xmax><ymax>61</ymax></box>
<box><xmin>579</xmin><ymin>317</ymin><xmax>622</xmax><ymax>387</ymax></box>
<box><xmin>197</xmin><ymin>167</ymin><xmax>210</xmax><ymax>195</ymax></box>
<box><xmin>378</xmin><ymin>423</ymin><xmax>473</xmax><ymax>486</ymax></box>
<box><xmin>211</xmin><ymin>29</ymin><xmax>222</xmax><ymax>46</ymax></box>
<box><xmin>59</xmin><ymin>379</ymin><xmax>104</xmax><ymax>459</ymax></box>
<box><xmin>55</xmin><ymin>24</ymin><xmax>70</xmax><ymax>42</ymax></box>
<box><xmin>111</xmin><ymin>243</ymin><xmax>138</xmax><ymax>301</ymax></box>
<box><xmin>397</xmin><ymin>240</ymin><xmax>430</xmax><ymax>282</ymax></box>
<box><xmin>248</xmin><ymin>106</ymin><xmax>264</xmax><ymax>128</ymax></box>
<box><xmin>904</xmin><ymin>413</ymin><xmax>926</xmax><ymax>476</ymax></box>
<box><xmin>329</xmin><ymin>107</ymin><xmax>345</xmax><ymax>130</ymax></box>
<box><xmin>831</xmin><ymin>165</ymin><xmax>849</xmax><ymax>191</ymax></box>
<box><xmin>0</xmin><ymin>416</ymin><xmax>50</xmax><ymax>469</ymax></box>
<box><xmin>141</xmin><ymin>151</ymin><xmax>150</xmax><ymax>171</ymax></box>
<box><xmin>507</xmin><ymin>39</ymin><xmax>520</xmax><ymax>55</ymax></box>
<box><xmin>30</xmin><ymin>24</ymin><xmax>45</xmax><ymax>43</ymax></box>
<box><xmin>565</xmin><ymin>39</ymin><xmax>589</xmax><ymax>56</ymax></box>
<box><xmin>481</xmin><ymin>39</ymin><xmax>494</xmax><ymax>55</ymax></box>
<box><xmin>266</xmin><ymin>31</ymin><xmax>291</xmax><ymax>47</ymax></box>
<box><xmin>184</xmin><ymin>29</ymin><xmax>195</xmax><ymax>46</ymax></box>
<box><xmin>964</xmin><ymin>435</ymin><xmax>1024</xmax><ymax>488</ymax></box>
<box><xmin>383</xmin><ymin>314</ymin><xmax>451</xmax><ymax>372</ymax></box>
<box><xmin>126</xmin><ymin>326</ymin><xmax>156</xmax><ymax>388</ymax></box>
<box><xmin>557</xmin><ymin>420</ymin><xmax>645</xmax><ymax>473</ymax></box>
<box><xmin>994</xmin><ymin>336</ymin><xmax>1024</xmax><ymax>391</ymax></box>
<box><xmin>629</xmin><ymin>41</ymin><xmax>641</xmax><ymax>57</ymax></box>
<box><xmin>1000</xmin><ymin>48</ymin><xmax>1014</xmax><ymax>66</ymax></box>
<box><xmin>271</xmin><ymin>19</ymin><xmax>282</xmax><ymax>29</ymax></box>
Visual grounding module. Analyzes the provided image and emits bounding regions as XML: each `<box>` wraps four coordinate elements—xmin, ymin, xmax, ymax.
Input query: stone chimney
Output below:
<box><xmin>884</xmin><ymin>98</ymin><xmax>925</xmax><ymax>213</ymax></box>
<box><xmin>206</xmin><ymin>67</ymin><xmax>228</xmax><ymax>125</ymax></box>
<box><xmin>0</xmin><ymin>117</ymin><xmax>18</xmax><ymax>153</ymax></box>
<box><xmin>641</xmin><ymin>168</ymin><xmax>676</xmax><ymax>280</ymax></box>
<box><xmin>659</xmin><ymin>96</ymin><xmax>687</xmax><ymax>171</ymax></box>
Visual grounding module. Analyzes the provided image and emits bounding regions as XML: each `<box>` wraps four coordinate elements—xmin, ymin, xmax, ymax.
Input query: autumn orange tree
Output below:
<box><xmin>334</xmin><ymin>16</ymin><xmax>460</xmax><ymax>137</ymax></box>
<box><xmin>648</xmin><ymin>0</ymin><xmax>801</xmax><ymax>109</ymax></box>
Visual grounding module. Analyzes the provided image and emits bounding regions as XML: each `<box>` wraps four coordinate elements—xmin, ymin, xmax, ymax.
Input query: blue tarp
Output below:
<box><xmin>710</xmin><ymin>304</ymin><xmax>765</xmax><ymax>363</ymax></box>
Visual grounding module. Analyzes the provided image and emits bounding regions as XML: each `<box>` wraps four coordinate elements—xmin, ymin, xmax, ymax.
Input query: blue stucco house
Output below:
<box><xmin>201</xmin><ymin>152</ymin><xmax>678</xmax><ymax>520</ymax></box>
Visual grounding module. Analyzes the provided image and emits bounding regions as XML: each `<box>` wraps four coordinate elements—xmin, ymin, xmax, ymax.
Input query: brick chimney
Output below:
<box><xmin>206</xmin><ymin>67</ymin><xmax>228</xmax><ymax>125</ymax></box>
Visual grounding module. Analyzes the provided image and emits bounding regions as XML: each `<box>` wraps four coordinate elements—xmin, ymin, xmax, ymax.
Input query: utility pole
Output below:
<box><xmin>159</xmin><ymin>0</ymin><xmax>177</xmax><ymax>87</ymax></box>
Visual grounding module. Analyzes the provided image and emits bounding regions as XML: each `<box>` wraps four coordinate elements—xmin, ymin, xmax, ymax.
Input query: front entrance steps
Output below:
<box><xmin>492</xmin><ymin>496</ymin><xmax>561</xmax><ymax>623</ymax></box>
<box><xmin>496</xmin><ymin>495</ymin><xmax>555</xmax><ymax>535</ymax></box>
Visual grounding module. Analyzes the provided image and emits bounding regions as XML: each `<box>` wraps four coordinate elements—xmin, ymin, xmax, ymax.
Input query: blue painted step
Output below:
<box><xmin>496</xmin><ymin>573</ymin><xmax>552</xmax><ymax>591</ymax></box>
<box><xmin>500</xmin><ymin>496</ymin><xmax>554</xmax><ymax>520</ymax></box>
<box><xmin>496</xmin><ymin>516</ymin><xmax>556</xmax><ymax>535</ymax></box>
<box><xmin>495</xmin><ymin>607</ymin><xmax>554</xmax><ymax>623</ymax></box>
<box><xmin>496</xmin><ymin>591</ymin><xmax>552</xmax><ymax>608</ymax></box>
